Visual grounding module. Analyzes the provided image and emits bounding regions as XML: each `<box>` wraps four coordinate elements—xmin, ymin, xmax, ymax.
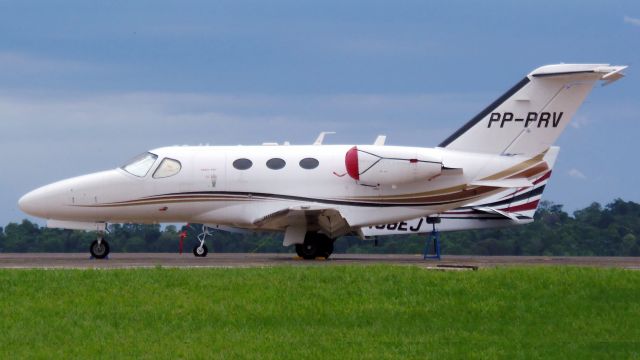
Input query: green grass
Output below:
<box><xmin>0</xmin><ymin>266</ymin><xmax>639</xmax><ymax>359</ymax></box>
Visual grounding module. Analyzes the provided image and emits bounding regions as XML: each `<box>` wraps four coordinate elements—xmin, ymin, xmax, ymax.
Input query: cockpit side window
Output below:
<box><xmin>121</xmin><ymin>152</ymin><xmax>158</xmax><ymax>177</ymax></box>
<box><xmin>153</xmin><ymin>158</ymin><xmax>182</xmax><ymax>179</ymax></box>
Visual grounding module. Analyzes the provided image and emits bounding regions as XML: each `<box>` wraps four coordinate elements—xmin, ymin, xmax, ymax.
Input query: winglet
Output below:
<box><xmin>313</xmin><ymin>131</ymin><xmax>336</xmax><ymax>145</ymax></box>
<box><xmin>373</xmin><ymin>135</ymin><xmax>387</xmax><ymax>146</ymax></box>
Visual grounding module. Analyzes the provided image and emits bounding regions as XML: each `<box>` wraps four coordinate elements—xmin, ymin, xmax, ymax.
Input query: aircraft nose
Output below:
<box><xmin>18</xmin><ymin>188</ymin><xmax>48</xmax><ymax>218</ymax></box>
<box><xmin>19</xmin><ymin>169</ymin><xmax>126</xmax><ymax>221</ymax></box>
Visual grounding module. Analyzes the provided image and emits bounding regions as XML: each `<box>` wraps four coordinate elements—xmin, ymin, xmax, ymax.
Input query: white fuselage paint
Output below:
<box><xmin>19</xmin><ymin>144</ymin><xmax>532</xmax><ymax>231</ymax></box>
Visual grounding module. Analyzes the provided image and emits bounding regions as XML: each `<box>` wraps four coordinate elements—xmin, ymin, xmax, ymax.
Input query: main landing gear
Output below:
<box><xmin>90</xmin><ymin>235</ymin><xmax>110</xmax><ymax>259</ymax></box>
<box><xmin>295</xmin><ymin>232</ymin><xmax>335</xmax><ymax>260</ymax></box>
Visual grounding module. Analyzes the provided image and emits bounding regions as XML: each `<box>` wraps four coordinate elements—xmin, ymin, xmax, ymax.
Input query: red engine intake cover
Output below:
<box><xmin>345</xmin><ymin>146</ymin><xmax>360</xmax><ymax>180</ymax></box>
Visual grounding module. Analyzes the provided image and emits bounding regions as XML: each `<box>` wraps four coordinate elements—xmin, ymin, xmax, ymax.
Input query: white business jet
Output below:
<box><xmin>18</xmin><ymin>64</ymin><xmax>626</xmax><ymax>259</ymax></box>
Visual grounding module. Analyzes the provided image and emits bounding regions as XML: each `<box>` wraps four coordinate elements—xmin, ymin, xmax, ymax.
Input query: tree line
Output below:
<box><xmin>1</xmin><ymin>199</ymin><xmax>638</xmax><ymax>256</ymax></box>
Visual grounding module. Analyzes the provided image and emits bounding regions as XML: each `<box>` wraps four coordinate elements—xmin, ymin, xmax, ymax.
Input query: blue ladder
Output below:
<box><xmin>423</xmin><ymin>223</ymin><xmax>441</xmax><ymax>260</ymax></box>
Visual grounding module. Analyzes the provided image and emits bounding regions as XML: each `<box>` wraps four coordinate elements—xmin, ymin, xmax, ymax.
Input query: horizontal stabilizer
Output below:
<box><xmin>472</xmin><ymin>206</ymin><xmax>519</xmax><ymax>221</ymax></box>
<box><xmin>532</xmin><ymin>64</ymin><xmax>627</xmax><ymax>85</ymax></box>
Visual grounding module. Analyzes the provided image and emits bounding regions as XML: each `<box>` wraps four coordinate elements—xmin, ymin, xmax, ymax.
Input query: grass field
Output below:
<box><xmin>1</xmin><ymin>266</ymin><xmax>639</xmax><ymax>359</ymax></box>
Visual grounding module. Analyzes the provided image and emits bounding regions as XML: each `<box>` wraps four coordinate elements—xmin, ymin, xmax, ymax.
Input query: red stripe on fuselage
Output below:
<box><xmin>503</xmin><ymin>200</ymin><xmax>539</xmax><ymax>212</ymax></box>
<box><xmin>533</xmin><ymin>170</ymin><xmax>552</xmax><ymax>185</ymax></box>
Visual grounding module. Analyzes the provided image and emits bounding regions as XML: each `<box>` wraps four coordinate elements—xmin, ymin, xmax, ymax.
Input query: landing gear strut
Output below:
<box><xmin>295</xmin><ymin>232</ymin><xmax>334</xmax><ymax>259</ymax></box>
<box><xmin>90</xmin><ymin>235</ymin><xmax>110</xmax><ymax>259</ymax></box>
<box><xmin>193</xmin><ymin>225</ymin><xmax>212</xmax><ymax>257</ymax></box>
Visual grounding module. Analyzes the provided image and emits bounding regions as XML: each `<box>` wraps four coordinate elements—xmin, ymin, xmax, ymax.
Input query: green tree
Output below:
<box><xmin>2</xmin><ymin>199</ymin><xmax>639</xmax><ymax>255</ymax></box>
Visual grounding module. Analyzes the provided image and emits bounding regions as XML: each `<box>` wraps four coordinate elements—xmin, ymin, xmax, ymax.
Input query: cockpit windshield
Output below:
<box><xmin>121</xmin><ymin>152</ymin><xmax>158</xmax><ymax>177</ymax></box>
<box><xmin>153</xmin><ymin>158</ymin><xmax>182</xmax><ymax>178</ymax></box>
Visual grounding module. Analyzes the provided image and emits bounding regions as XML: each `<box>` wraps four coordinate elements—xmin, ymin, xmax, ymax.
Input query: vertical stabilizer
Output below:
<box><xmin>439</xmin><ymin>64</ymin><xmax>626</xmax><ymax>156</ymax></box>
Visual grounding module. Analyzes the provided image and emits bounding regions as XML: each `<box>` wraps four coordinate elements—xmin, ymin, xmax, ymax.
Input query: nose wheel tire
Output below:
<box><xmin>90</xmin><ymin>239</ymin><xmax>110</xmax><ymax>259</ymax></box>
<box><xmin>193</xmin><ymin>244</ymin><xmax>209</xmax><ymax>257</ymax></box>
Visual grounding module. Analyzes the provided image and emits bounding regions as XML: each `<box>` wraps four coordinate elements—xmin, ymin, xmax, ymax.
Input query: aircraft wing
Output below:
<box><xmin>252</xmin><ymin>205</ymin><xmax>351</xmax><ymax>245</ymax></box>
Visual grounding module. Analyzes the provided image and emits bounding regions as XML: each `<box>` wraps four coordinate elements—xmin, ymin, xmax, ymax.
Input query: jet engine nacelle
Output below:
<box><xmin>345</xmin><ymin>146</ymin><xmax>442</xmax><ymax>185</ymax></box>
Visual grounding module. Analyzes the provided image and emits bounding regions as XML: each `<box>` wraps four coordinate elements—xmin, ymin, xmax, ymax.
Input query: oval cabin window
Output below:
<box><xmin>266</xmin><ymin>158</ymin><xmax>286</xmax><ymax>170</ymax></box>
<box><xmin>233</xmin><ymin>158</ymin><xmax>253</xmax><ymax>170</ymax></box>
<box><xmin>299</xmin><ymin>158</ymin><xmax>319</xmax><ymax>169</ymax></box>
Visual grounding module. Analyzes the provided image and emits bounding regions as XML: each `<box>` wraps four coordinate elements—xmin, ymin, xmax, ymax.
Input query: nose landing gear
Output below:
<box><xmin>90</xmin><ymin>236</ymin><xmax>110</xmax><ymax>259</ymax></box>
<box><xmin>193</xmin><ymin>243</ymin><xmax>209</xmax><ymax>257</ymax></box>
<box><xmin>192</xmin><ymin>225</ymin><xmax>212</xmax><ymax>257</ymax></box>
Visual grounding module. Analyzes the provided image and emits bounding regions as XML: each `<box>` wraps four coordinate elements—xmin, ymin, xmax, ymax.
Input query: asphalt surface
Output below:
<box><xmin>1</xmin><ymin>253</ymin><xmax>639</xmax><ymax>270</ymax></box>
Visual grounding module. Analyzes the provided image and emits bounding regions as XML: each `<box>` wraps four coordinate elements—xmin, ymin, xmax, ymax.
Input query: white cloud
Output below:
<box><xmin>332</xmin><ymin>37</ymin><xmax>435</xmax><ymax>56</ymax></box>
<box><xmin>0</xmin><ymin>51</ymin><xmax>100</xmax><ymax>74</ymax></box>
<box><xmin>624</xmin><ymin>16</ymin><xmax>640</xmax><ymax>26</ymax></box>
<box><xmin>0</xmin><ymin>90</ymin><xmax>482</xmax><ymax>146</ymax></box>
<box><xmin>570</xmin><ymin>115</ymin><xmax>590</xmax><ymax>129</ymax></box>
<box><xmin>568</xmin><ymin>168</ymin><xmax>587</xmax><ymax>180</ymax></box>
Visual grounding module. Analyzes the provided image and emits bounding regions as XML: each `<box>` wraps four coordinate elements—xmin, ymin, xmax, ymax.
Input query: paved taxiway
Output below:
<box><xmin>1</xmin><ymin>253</ymin><xmax>639</xmax><ymax>269</ymax></box>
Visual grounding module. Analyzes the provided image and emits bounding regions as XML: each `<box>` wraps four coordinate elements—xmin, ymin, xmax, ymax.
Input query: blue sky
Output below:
<box><xmin>1</xmin><ymin>0</ymin><xmax>639</xmax><ymax>225</ymax></box>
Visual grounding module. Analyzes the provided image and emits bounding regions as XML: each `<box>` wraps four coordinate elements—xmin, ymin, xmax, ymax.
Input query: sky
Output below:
<box><xmin>1</xmin><ymin>0</ymin><xmax>639</xmax><ymax>226</ymax></box>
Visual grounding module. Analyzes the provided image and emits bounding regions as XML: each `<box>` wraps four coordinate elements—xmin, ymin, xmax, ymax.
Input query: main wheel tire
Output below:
<box><xmin>193</xmin><ymin>244</ymin><xmax>208</xmax><ymax>257</ymax></box>
<box><xmin>320</xmin><ymin>240</ymin><xmax>334</xmax><ymax>259</ymax></box>
<box><xmin>295</xmin><ymin>240</ymin><xmax>319</xmax><ymax>260</ymax></box>
<box><xmin>295</xmin><ymin>233</ymin><xmax>335</xmax><ymax>259</ymax></box>
<box><xmin>90</xmin><ymin>239</ymin><xmax>110</xmax><ymax>259</ymax></box>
